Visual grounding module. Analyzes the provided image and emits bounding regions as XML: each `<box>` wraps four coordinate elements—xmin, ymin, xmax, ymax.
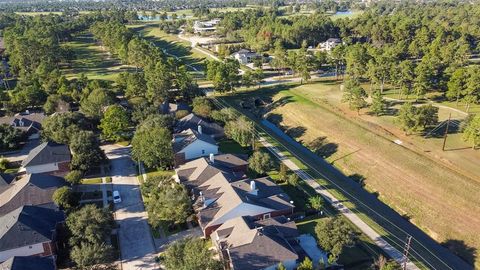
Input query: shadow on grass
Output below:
<box><xmin>441</xmin><ymin>239</ymin><xmax>477</xmax><ymax>267</ymax></box>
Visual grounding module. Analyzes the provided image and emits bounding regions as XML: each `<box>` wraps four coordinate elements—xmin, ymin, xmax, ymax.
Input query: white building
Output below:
<box><xmin>319</xmin><ymin>38</ymin><xmax>342</xmax><ymax>51</ymax></box>
<box><xmin>233</xmin><ymin>49</ymin><xmax>260</xmax><ymax>65</ymax></box>
<box><xmin>173</xmin><ymin>127</ymin><xmax>218</xmax><ymax>166</ymax></box>
<box><xmin>193</xmin><ymin>19</ymin><xmax>221</xmax><ymax>34</ymax></box>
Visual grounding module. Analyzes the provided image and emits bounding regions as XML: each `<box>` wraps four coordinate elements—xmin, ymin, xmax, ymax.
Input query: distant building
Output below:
<box><xmin>0</xmin><ymin>256</ymin><xmax>56</xmax><ymax>270</ymax></box>
<box><xmin>212</xmin><ymin>216</ymin><xmax>304</xmax><ymax>270</ymax></box>
<box><xmin>173</xmin><ymin>128</ymin><xmax>219</xmax><ymax>166</ymax></box>
<box><xmin>0</xmin><ymin>205</ymin><xmax>64</xmax><ymax>262</ymax></box>
<box><xmin>0</xmin><ymin>112</ymin><xmax>46</xmax><ymax>140</ymax></box>
<box><xmin>233</xmin><ymin>49</ymin><xmax>260</xmax><ymax>65</ymax></box>
<box><xmin>175</xmin><ymin>113</ymin><xmax>224</xmax><ymax>139</ymax></box>
<box><xmin>21</xmin><ymin>142</ymin><xmax>71</xmax><ymax>175</ymax></box>
<box><xmin>0</xmin><ymin>174</ymin><xmax>67</xmax><ymax>216</ymax></box>
<box><xmin>193</xmin><ymin>19</ymin><xmax>220</xmax><ymax>34</ymax></box>
<box><xmin>319</xmin><ymin>38</ymin><xmax>342</xmax><ymax>51</ymax></box>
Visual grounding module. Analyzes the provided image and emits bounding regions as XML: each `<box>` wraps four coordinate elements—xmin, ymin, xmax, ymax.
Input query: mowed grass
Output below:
<box><xmin>62</xmin><ymin>33</ymin><xmax>134</xmax><ymax>81</ymax></box>
<box><xmin>329</xmin><ymin>10</ymin><xmax>364</xmax><ymax>21</ymax></box>
<box><xmin>129</xmin><ymin>23</ymin><xmax>208</xmax><ymax>74</ymax></box>
<box><xmin>222</xmin><ymin>82</ymin><xmax>480</xmax><ymax>268</ymax></box>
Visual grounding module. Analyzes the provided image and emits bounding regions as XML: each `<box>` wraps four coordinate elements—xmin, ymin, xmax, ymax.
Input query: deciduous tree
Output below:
<box><xmin>162</xmin><ymin>237</ymin><xmax>222</xmax><ymax>270</ymax></box>
<box><xmin>462</xmin><ymin>114</ymin><xmax>480</xmax><ymax>149</ymax></box>
<box><xmin>315</xmin><ymin>217</ymin><xmax>357</xmax><ymax>262</ymax></box>
<box><xmin>99</xmin><ymin>105</ymin><xmax>130</xmax><ymax>141</ymax></box>
<box><xmin>248</xmin><ymin>151</ymin><xmax>273</xmax><ymax>175</ymax></box>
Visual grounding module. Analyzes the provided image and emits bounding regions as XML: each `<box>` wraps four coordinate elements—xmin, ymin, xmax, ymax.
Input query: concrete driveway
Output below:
<box><xmin>102</xmin><ymin>144</ymin><xmax>158</xmax><ymax>270</ymax></box>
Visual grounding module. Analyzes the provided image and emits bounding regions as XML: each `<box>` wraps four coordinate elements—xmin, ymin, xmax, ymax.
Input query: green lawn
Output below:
<box><xmin>62</xmin><ymin>33</ymin><xmax>134</xmax><ymax>81</ymax></box>
<box><xmin>145</xmin><ymin>167</ymin><xmax>175</xmax><ymax>180</ymax></box>
<box><xmin>130</xmin><ymin>24</ymin><xmax>207</xmax><ymax>74</ymax></box>
<box><xmin>218</xmin><ymin>138</ymin><xmax>251</xmax><ymax>155</ymax></box>
<box><xmin>81</xmin><ymin>177</ymin><xmax>102</xmax><ymax>184</ymax></box>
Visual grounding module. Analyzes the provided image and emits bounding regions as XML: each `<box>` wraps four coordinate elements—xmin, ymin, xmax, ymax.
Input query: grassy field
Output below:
<box><xmin>62</xmin><ymin>33</ymin><xmax>133</xmax><ymax>81</ymax></box>
<box><xmin>220</xmin><ymin>82</ymin><xmax>480</xmax><ymax>268</ymax></box>
<box><xmin>330</xmin><ymin>10</ymin><xmax>364</xmax><ymax>21</ymax></box>
<box><xmin>129</xmin><ymin>23</ymin><xmax>208</xmax><ymax>75</ymax></box>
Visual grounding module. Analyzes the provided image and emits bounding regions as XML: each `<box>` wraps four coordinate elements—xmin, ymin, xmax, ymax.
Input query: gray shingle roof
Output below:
<box><xmin>21</xmin><ymin>141</ymin><xmax>71</xmax><ymax>167</ymax></box>
<box><xmin>175</xmin><ymin>113</ymin><xmax>224</xmax><ymax>139</ymax></box>
<box><xmin>0</xmin><ymin>112</ymin><xmax>46</xmax><ymax>135</ymax></box>
<box><xmin>0</xmin><ymin>205</ymin><xmax>64</xmax><ymax>252</ymax></box>
<box><xmin>0</xmin><ymin>256</ymin><xmax>56</xmax><ymax>270</ymax></box>
<box><xmin>0</xmin><ymin>173</ymin><xmax>14</xmax><ymax>187</ymax></box>
<box><xmin>214</xmin><ymin>216</ymin><xmax>300</xmax><ymax>270</ymax></box>
<box><xmin>173</xmin><ymin>129</ymin><xmax>217</xmax><ymax>153</ymax></box>
<box><xmin>0</xmin><ymin>174</ymin><xmax>67</xmax><ymax>216</ymax></box>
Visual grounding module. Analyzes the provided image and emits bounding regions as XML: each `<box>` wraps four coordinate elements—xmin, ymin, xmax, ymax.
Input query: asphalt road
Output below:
<box><xmin>103</xmin><ymin>145</ymin><xmax>158</xmax><ymax>270</ymax></box>
<box><xmin>259</xmin><ymin>117</ymin><xmax>473</xmax><ymax>270</ymax></box>
<box><xmin>214</xmin><ymin>97</ymin><xmax>473</xmax><ymax>270</ymax></box>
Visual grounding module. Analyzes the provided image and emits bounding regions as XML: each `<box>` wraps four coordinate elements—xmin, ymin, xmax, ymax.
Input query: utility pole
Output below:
<box><xmin>442</xmin><ymin>113</ymin><xmax>452</xmax><ymax>151</ymax></box>
<box><xmin>402</xmin><ymin>235</ymin><xmax>412</xmax><ymax>270</ymax></box>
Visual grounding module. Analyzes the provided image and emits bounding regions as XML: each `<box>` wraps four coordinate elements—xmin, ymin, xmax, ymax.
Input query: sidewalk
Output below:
<box><xmin>259</xmin><ymin>138</ymin><xmax>419</xmax><ymax>270</ymax></box>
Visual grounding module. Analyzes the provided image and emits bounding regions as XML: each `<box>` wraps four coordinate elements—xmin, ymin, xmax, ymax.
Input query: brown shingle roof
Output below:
<box><xmin>213</xmin><ymin>216</ymin><xmax>300</xmax><ymax>270</ymax></box>
<box><xmin>0</xmin><ymin>174</ymin><xmax>67</xmax><ymax>216</ymax></box>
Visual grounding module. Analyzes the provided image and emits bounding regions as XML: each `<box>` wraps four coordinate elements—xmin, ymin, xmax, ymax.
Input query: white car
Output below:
<box><xmin>113</xmin><ymin>190</ymin><xmax>122</xmax><ymax>204</ymax></box>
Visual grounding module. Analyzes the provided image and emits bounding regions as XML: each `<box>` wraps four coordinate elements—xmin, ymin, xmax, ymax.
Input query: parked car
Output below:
<box><xmin>113</xmin><ymin>190</ymin><xmax>122</xmax><ymax>203</ymax></box>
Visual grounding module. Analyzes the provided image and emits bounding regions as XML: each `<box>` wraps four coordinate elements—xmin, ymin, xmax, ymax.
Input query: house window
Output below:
<box><xmin>263</xmin><ymin>213</ymin><xmax>271</xmax><ymax>219</ymax></box>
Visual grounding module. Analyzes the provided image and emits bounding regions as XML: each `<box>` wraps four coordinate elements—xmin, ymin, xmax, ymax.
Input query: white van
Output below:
<box><xmin>113</xmin><ymin>190</ymin><xmax>122</xmax><ymax>204</ymax></box>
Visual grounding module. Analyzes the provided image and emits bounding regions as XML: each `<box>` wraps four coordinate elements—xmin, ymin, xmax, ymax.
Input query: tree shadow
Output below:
<box><xmin>423</xmin><ymin>119</ymin><xmax>461</xmax><ymax>138</ymax></box>
<box><xmin>441</xmin><ymin>239</ymin><xmax>477</xmax><ymax>266</ymax></box>
<box><xmin>308</xmin><ymin>137</ymin><xmax>338</xmax><ymax>158</ymax></box>
<box><xmin>266</xmin><ymin>113</ymin><xmax>283</xmax><ymax>125</ymax></box>
<box><xmin>348</xmin><ymin>173</ymin><xmax>366</xmax><ymax>187</ymax></box>
<box><xmin>286</xmin><ymin>126</ymin><xmax>306</xmax><ymax>140</ymax></box>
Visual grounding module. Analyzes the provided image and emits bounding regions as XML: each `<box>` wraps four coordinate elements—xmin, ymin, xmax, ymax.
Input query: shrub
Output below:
<box><xmin>65</xmin><ymin>170</ymin><xmax>83</xmax><ymax>185</ymax></box>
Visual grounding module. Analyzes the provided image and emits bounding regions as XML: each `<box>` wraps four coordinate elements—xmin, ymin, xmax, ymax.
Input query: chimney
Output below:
<box><xmin>209</xmin><ymin>153</ymin><xmax>214</xmax><ymax>163</ymax></box>
<box><xmin>197</xmin><ymin>125</ymin><xmax>202</xmax><ymax>134</ymax></box>
<box><xmin>250</xmin><ymin>180</ymin><xmax>256</xmax><ymax>191</ymax></box>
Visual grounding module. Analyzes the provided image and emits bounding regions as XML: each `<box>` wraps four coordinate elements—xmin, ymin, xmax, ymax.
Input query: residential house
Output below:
<box><xmin>0</xmin><ymin>205</ymin><xmax>64</xmax><ymax>262</ymax></box>
<box><xmin>0</xmin><ymin>174</ymin><xmax>67</xmax><ymax>216</ymax></box>
<box><xmin>319</xmin><ymin>38</ymin><xmax>342</xmax><ymax>52</ymax></box>
<box><xmin>159</xmin><ymin>101</ymin><xmax>191</xmax><ymax>115</ymax></box>
<box><xmin>20</xmin><ymin>142</ymin><xmax>71</xmax><ymax>175</ymax></box>
<box><xmin>175</xmin><ymin>113</ymin><xmax>224</xmax><ymax>139</ymax></box>
<box><xmin>212</xmin><ymin>216</ymin><xmax>304</xmax><ymax>270</ymax></box>
<box><xmin>233</xmin><ymin>49</ymin><xmax>260</xmax><ymax>65</ymax></box>
<box><xmin>186</xmin><ymin>169</ymin><xmax>294</xmax><ymax>237</ymax></box>
<box><xmin>0</xmin><ymin>112</ymin><xmax>46</xmax><ymax>140</ymax></box>
<box><xmin>175</xmin><ymin>153</ymin><xmax>248</xmax><ymax>186</ymax></box>
<box><xmin>0</xmin><ymin>256</ymin><xmax>56</xmax><ymax>270</ymax></box>
<box><xmin>173</xmin><ymin>128</ymin><xmax>218</xmax><ymax>166</ymax></box>
<box><xmin>193</xmin><ymin>19</ymin><xmax>220</xmax><ymax>34</ymax></box>
<box><xmin>0</xmin><ymin>174</ymin><xmax>14</xmax><ymax>194</ymax></box>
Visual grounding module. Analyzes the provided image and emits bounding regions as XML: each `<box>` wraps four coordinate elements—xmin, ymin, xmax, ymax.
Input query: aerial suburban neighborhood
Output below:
<box><xmin>0</xmin><ymin>0</ymin><xmax>479</xmax><ymax>270</ymax></box>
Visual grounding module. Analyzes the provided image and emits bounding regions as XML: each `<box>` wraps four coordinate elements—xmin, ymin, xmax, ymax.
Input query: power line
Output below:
<box><xmin>210</xmin><ymin>96</ymin><xmax>452</xmax><ymax>270</ymax></box>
